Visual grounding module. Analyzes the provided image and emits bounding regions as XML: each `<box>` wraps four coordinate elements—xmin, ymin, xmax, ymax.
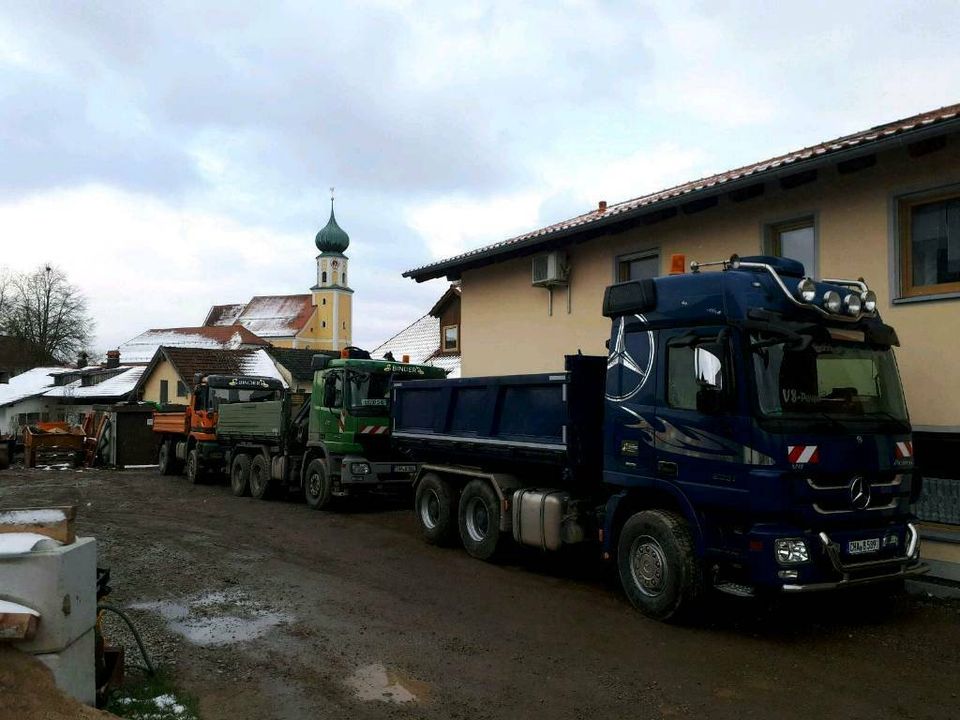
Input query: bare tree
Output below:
<box><xmin>3</xmin><ymin>265</ymin><xmax>94</xmax><ymax>364</ymax></box>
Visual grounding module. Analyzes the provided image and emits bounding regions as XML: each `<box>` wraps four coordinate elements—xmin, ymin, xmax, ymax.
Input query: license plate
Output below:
<box><xmin>848</xmin><ymin>538</ymin><xmax>880</xmax><ymax>555</ymax></box>
<box><xmin>393</xmin><ymin>465</ymin><xmax>417</xmax><ymax>474</ymax></box>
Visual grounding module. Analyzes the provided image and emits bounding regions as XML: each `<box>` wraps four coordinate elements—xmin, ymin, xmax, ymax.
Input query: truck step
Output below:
<box><xmin>714</xmin><ymin>582</ymin><xmax>756</xmax><ymax>598</ymax></box>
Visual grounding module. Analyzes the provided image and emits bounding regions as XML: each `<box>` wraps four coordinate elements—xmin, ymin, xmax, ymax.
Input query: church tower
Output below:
<box><xmin>310</xmin><ymin>194</ymin><xmax>353</xmax><ymax>351</ymax></box>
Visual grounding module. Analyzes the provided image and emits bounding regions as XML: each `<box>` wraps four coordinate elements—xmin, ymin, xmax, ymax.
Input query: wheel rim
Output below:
<box><xmin>419</xmin><ymin>488</ymin><xmax>441</xmax><ymax>530</ymax></box>
<box><xmin>464</xmin><ymin>496</ymin><xmax>489</xmax><ymax>543</ymax></box>
<box><xmin>630</xmin><ymin>534</ymin><xmax>668</xmax><ymax>597</ymax></box>
<box><xmin>308</xmin><ymin>471</ymin><xmax>322</xmax><ymax>498</ymax></box>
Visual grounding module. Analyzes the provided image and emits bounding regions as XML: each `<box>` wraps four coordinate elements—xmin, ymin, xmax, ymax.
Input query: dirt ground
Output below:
<box><xmin>2</xmin><ymin>465</ymin><xmax>959</xmax><ymax>720</ymax></box>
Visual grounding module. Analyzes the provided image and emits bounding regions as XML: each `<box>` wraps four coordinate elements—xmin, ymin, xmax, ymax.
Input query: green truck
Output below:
<box><xmin>217</xmin><ymin>351</ymin><xmax>447</xmax><ymax>507</ymax></box>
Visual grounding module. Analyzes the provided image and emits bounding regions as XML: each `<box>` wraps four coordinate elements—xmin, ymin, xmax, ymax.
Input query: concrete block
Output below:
<box><xmin>0</xmin><ymin>536</ymin><xmax>96</xmax><ymax>653</ymax></box>
<box><xmin>35</xmin><ymin>626</ymin><xmax>96</xmax><ymax>706</ymax></box>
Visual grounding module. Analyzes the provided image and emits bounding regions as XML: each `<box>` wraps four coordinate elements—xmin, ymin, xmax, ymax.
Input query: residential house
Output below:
<box><xmin>0</xmin><ymin>363</ymin><xmax>144</xmax><ymax>435</ymax></box>
<box><xmin>203</xmin><ymin>199</ymin><xmax>356</xmax><ymax>352</ymax></box>
<box><xmin>404</xmin><ymin>103</ymin><xmax>960</xmax><ymax>544</ymax></box>
<box><xmin>371</xmin><ymin>285</ymin><xmax>461</xmax><ymax>377</ymax></box>
<box><xmin>134</xmin><ymin>347</ymin><xmax>287</xmax><ymax>405</ymax></box>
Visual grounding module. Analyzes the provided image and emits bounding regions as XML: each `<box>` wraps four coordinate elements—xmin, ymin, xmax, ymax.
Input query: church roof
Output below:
<box><xmin>204</xmin><ymin>295</ymin><xmax>315</xmax><ymax>339</ymax></box>
<box><xmin>315</xmin><ymin>201</ymin><xmax>350</xmax><ymax>254</ymax></box>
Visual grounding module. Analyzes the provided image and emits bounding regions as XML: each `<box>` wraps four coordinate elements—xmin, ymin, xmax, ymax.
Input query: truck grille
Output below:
<box><xmin>802</xmin><ymin>473</ymin><xmax>906</xmax><ymax>516</ymax></box>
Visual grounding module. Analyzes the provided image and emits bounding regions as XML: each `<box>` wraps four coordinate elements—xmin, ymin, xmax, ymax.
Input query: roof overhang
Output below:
<box><xmin>404</xmin><ymin>115</ymin><xmax>960</xmax><ymax>283</ymax></box>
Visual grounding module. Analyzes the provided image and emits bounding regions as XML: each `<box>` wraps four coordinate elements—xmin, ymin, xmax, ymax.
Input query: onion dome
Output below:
<box><xmin>315</xmin><ymin>198</ymin><xmax>350</xmax><ymax>253</ymax></box>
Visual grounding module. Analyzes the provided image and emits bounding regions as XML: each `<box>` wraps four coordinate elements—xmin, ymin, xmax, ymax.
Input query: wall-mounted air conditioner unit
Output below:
<box><xmin>532</xmin><ymin>252</ymin><xmax>569</xmax><ymax>287</ymax></box>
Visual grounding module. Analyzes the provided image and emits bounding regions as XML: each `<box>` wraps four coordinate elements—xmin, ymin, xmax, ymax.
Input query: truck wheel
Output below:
<box><xmin>617</xmin><ymin>510</ymin><xmax>703</xmax><ymax>622</ymax></box>
<box><xmin>416</xmin><ymin>473</ymin><xmax>459</xmax><ymax>545</ymax></box>
<box><xmin>158</xmin><ymin>442</ymin><xmax>176</xmax><ymax>476</ymax></box>
<box><xmin>230</xmin><ymin>453</ymin><xmax>252</xmax><ymax>497</ymax></box>
<box><xmin>185</xmin><ymin>449</ymin><xmax>203</xmax><ymax>485</ymax></box>
<box><xmin>249</xmin><ymin>455</ymin><xmax>273</xmax><ymax>500</ymax></box>
<box><xmin>458</xmin><ymin>480</ymin><xmax>504</xmax><ymax>561</ymax></box>
<box><xmin>304</xmin><ymin>459</ymin><xmax>333</xmax><ymax>510</ymax></box>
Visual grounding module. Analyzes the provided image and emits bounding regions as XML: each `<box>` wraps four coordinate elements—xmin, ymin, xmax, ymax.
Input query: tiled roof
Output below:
<box><xmin>265</xmin><ymin>347</ymin><xmax>338</xmax><ymax>383</ymax></box>
<box><xmin>118</xmin><ymin>325</ymin><xmax>269</xmax><ymax>364</ymax></box>
<box><xmin>204</xmin><ymin>304</ymin><xmax>246</xmax><ymax>326</ymax></box>
<box><xmin>0</xmin><ymin>367</ymin><xmax>71</xmax><ymax>408</ymax></box>
<box><xmin>405</xmin><ymin>102</ymin><xmax>960</xmax><ymax>281</ymax></box>
<box><xmin>372</xmin><ymin>313</ymin><xmax>461</xmax><ymax>378</ymax></box>
<box><xmin>206</xmin><ymin>295</ymin><xmax>315</xmax><ymax>339</ymax></box>
<box><xmin>43</xmin><ymin>366</ymin><xmax>145</xmax><ymax>399</ymax></box>
<box><xmin>150</xmin><ymin>347</ymin><xmax>286</xmax><ymax>389</ymax></box>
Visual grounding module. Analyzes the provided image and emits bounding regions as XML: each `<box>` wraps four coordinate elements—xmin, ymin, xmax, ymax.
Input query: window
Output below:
<box><xmin>176</xmin><ymin>381</ymin><xmax>188</xmax><ymax>398</ymax></box>
<box><xmin>159</xmin><ymin>380</ymin><xmax>169</xmax><ymax>405</ymax></box>
<box><xmin>322</xmin><ymin>298</ymin><xmax>326</xmax><ymax>305</ymax></box>
<box><xmin>767</xmin><ymin>217</ymin><xmax>816</xmax><ymax>277</ymax></box>
<box><xmin>617</xmin><ymin>251</ymin><xmax>659</xmax><ymax>282</ymax></box>
<box><xmin>899</xmin><ymin>192</ymin><xmax>960</xmax><ymax>297</ymax></box>
<box><xmin>667</xmin><ymin>337</ymin><xmax>728</xmax><ymax>411</ymax></box>
<box><xmin>443</xmin><ymin>324</ymin><xmax>459</xmax><ymax>352</ymax></box>
<box><xmin>321</xmin><ymin>321</ymin><xmax>326</xmax><ymax>328</ymax></box>
<box><xmin>322</xmin><ymin>271</ymin><xmax>327</xmax><ymax>283</ymax></box>
<box><xmin>342</xmin><ymin>272</ymin><xmax>346</xmax><ymax>285</ymax></box>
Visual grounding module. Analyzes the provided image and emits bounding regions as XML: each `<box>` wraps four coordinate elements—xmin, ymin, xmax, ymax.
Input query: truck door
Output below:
<box><xmin>604</xmin><ymin>315</ymin><xmax>659</xmax><ymax>485</ymax></box>
<box><xmin>314</xmin><ymin>369</ymin><xmax>346</xmax><ymax>443</ymax></box>
<box><xmin>654</xmin><ymin>327</ymin><xmax>751</xmax><ymax>512</ymax></box>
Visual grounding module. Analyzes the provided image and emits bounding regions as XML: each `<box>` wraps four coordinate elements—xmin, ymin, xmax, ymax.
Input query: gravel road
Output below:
<box><xmin>2</xmin><ymin>466</ymin><xmax>959</xmax><ymax>720</ymax></box>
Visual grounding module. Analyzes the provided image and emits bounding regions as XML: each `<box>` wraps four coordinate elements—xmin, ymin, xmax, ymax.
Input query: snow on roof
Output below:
<box><xmin>233</xmin><ymin>295</ymin><xmax>315</xmax><ymax>338</ymax></box>
<box><xmin>119</xmin><ymin>326</ymin><xmax>268</xmax><ymax>364</ymax></box>
<box><xmin>241</xmin><ymin>349</ymin><xmax>288</xmax><ymax>386</ymax></box>
<box><xmin>0</xmin><ymin>367</ymin><xmax>71</xmax><ymax>408</ymax></box>
<box><xmin>372</xmin><ymin>313</ymin><xmax>461</xmax><ymax>378</ymax></box>
<box><xmin>205</xmin><ymin>303</ymin><xmax>245</xmax><ymax>326</ymax></box>
<box><xmin>42</xmin><ymin>366</ymin><xmax>146</xmax><ymax>399</ymax></box>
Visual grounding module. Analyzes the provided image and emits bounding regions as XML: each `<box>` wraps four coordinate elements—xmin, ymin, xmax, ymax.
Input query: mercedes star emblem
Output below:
<box><xmin>605</xmin><ymin>315</ymin><xmax>655</xmax><ymax>402</ymax></box>
<box><xmin>849</xmin><ymin>476</ymin><xmax>871</xmax><ymax>510</ymax></box>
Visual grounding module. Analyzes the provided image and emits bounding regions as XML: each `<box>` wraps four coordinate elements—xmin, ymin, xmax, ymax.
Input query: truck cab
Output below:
<box><xmin>602</xmin><ymin>255</ymin><xmax>926</xmax><ymax>611</ymax></box>
<box><xmin>301</xmin><ymin>352</ymin><xmax>447</xmax><ymax>508</ymax></box>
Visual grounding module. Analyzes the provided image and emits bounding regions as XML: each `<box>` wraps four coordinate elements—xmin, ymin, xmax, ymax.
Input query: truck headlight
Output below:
<box><xmin>822</xmin><ymin>291</ymin><xmax>842</xmax><ymax>313</ymax></box>
<box><xmin>775</xmin><ymin>538</ymin><xmax>809</xmax><ymax>564</ymax></box>
<box><xmin>843</xmin><ymin>293</ymin><xmax>862</xmax><ymax>316</ymax></box>
<box><xmin>796</xmin><ymin>278</ymin><xmax>816</xmax><ymax>302</ymax></box>
<box><xmin>350</xmin><ymin>462</ymin><xmax>371</xmax><ymax>475</ymax></box>
<box><xmin>861</xmin><ymin>290</ymin><xmax>877</xmax><ymax>313</ymax></box>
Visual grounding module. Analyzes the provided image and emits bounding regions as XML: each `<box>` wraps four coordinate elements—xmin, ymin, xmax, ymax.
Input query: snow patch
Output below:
<box><xmin>0</xmin><ymin>508</ymin><xmax>66</xmax><ymax>525</ymax></box>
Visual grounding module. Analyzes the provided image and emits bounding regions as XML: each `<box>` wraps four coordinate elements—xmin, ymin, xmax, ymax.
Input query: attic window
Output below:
<box><xmin>443</xmin><ymin>324</ymin><xmax>459</xmax><ymax>352</ymax></box>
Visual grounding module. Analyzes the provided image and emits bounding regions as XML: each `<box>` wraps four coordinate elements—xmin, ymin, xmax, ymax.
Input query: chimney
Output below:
<box><xmin>597</xmin><ymin>200</ymin><xmax>607</xmax><ymax>213</ymax></box>
<box><xmin>105</xmin><ymin>350</ymin><xmax>121</xmax><ymax>369</ymax></box>
<box><xmin>77</xmin><ymin>351</ymin><xmax>88</xmax><ymax>369</ymax></box>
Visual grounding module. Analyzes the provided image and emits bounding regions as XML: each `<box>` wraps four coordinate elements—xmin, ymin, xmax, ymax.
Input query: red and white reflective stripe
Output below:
<box><xmin>337</xmin><ymin>410</ymin><xmax>346</xmax><ymax>432</ymax></box>
<box><xmin>895</xmin><ymin>441</ymin><xmax>914</xmax><ymax>459</ymax></box>
<box><xmin>787</xmin><ymin>445</ymin><xmax>820</xmax><ymax>464</ymax></box>
<box><xmin>359</xmin><ymin>425</ymin><xmax>389</xmax><ymax>435</ymax></box>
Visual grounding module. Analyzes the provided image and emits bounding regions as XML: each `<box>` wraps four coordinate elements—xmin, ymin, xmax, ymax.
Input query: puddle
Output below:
<box><xmin>131</xmin><ymin>589</ymin><xmax>290</xmax><ymax>647</ymax></box>
<box><xmin>345</xmin><ymin>663</ymin><xmax>420</xmax><ymax>704</ymax></box>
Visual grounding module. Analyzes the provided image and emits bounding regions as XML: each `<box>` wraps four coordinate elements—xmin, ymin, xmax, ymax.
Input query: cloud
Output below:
<box><xmin>1</xmin><ymin>1</ymin><xmax>959</xmax><ymax>354</ymax></box>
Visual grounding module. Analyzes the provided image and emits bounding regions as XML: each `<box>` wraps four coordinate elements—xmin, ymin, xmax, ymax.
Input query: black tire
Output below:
<box><xmin>304</xmin><ymin>458</ymin><xmax>333</xmax><ymax>510</ymax></box>
<box><xmin>158</xmin><ymin>442</ymin><xmax>176</xmax><ymax>476</ymax></box>
<box><xmin>185</xmin><ymin>448</ymin><xmax>203</xmax><ymax>485</ymax></box>
<box><xmin>415</xmin><ymin>473</ymin><xmax>459</xmax><ymax>545</ymax></box>
<box><xmin>230</xmin><ymin>453</ymin><xmax>252</xmax><ymax>497</ymax></box>
<box><xmin>457</xmin><ymin>479</ymin><xmax>504</xmax><ymax>561</ymax></box>
<box><xmin>617</xmin><ymin>509</ymin><xmax>704</xmax><ymax>622</ymax></box>
<box><xmin>249</xmin><ymin>455</ymin><xmax>273</xmax><ymax>500</ymax></box>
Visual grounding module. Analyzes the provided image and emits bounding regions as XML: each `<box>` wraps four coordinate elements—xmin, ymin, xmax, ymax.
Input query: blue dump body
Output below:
<box><xmin>394</xmin><ymin>256</ymin><xmax>927</xmax><ymax>602</ymax></box>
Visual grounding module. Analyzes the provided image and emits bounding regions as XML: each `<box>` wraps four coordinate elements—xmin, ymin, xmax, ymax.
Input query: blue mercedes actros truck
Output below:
<box><xmin>392</xmin><ymin>255</ymin><xmax>928</xmax><ymax>620</ymax></box>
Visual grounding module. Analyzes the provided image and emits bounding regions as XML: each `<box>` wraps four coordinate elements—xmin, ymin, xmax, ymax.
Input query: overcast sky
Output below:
<box><xmin>2</xmin><ymin>1</ymin><xmax>959</xmax><ymax>355</ymax></box>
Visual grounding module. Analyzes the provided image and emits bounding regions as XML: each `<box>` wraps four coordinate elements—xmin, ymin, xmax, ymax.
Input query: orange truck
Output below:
<box><xmin>152</xmin><ymin>374</ymin><xmax>285</xmax><ymax>483</ymax></box>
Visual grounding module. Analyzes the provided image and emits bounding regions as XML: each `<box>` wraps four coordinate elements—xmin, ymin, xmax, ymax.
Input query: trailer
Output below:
<box><xmin>395</xmin><ymin>255</ymin><xmax>928</xmax><ymax>620</ymax></box>
<box><xmin>215</xmin><ymin>350</ymin><xmax>448</xmax><ymax>506</ymax></box>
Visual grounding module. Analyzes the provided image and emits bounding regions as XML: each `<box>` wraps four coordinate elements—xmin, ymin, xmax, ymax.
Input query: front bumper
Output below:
<box><xmin>781</xmin><ymin>525</ymin><xmax>928</xmax><ymax>592</ymax></box>
<box><xmin>339</xmin><ymin>456</ymin><xmax>419</xmax><ymax>486</ymax></box>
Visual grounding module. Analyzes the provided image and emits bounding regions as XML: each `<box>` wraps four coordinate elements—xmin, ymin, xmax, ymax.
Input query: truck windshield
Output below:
<box><xmin>347</xmin><ymin>371</ymin><xmax>391</xmax><ymax>415</ymax></box>
<box><xmin>209</xmin><ymin>387</ymin><xmax>281</xmax><ymax>409</ymax></box>
<box><xmin>751</xmin><ymin>336</ymin><xmax>908</xmax><ymax>424</ymax></box>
